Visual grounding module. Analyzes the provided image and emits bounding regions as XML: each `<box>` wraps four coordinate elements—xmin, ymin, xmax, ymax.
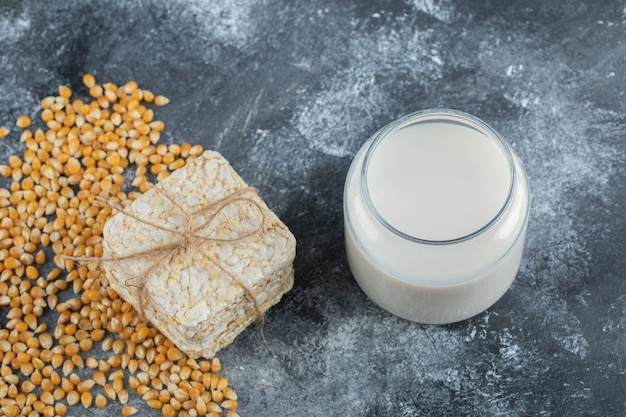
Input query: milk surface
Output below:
<box><xmin>365</xmin><ymin>122</ymin><xmax>512</xmax><ymax>241</ymax></box>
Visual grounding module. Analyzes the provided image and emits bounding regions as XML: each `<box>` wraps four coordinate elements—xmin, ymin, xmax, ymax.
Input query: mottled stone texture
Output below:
<box><xmin>0</xmin><ymin>0</ymin><xmax>624</xmax><ymax>416</ymax></box>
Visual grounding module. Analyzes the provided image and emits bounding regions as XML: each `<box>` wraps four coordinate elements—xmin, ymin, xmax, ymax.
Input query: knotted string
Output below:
<box><xmin>63</xmin><ymin>185</ymin><xmax>267</xmax><ymax>328</ymax></box>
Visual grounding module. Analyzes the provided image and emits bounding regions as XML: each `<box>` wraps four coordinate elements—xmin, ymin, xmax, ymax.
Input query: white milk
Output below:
<box><xmin>344</xmin><ymin>110</ymin><xmax>530</xmax><ymax>324</ymax></box>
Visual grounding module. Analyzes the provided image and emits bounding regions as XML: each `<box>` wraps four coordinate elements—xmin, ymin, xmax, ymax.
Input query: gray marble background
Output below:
<box><xmin>0</xmin><ymin>0</ymin><xmax>625</xmax><ymax>416</ymax></box>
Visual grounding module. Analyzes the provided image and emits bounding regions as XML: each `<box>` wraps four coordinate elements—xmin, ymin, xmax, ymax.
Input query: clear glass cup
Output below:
<box><xmin>343</xmin><ymin>109</ymin><xmax>530</xmax><ymax>324</ymax></box>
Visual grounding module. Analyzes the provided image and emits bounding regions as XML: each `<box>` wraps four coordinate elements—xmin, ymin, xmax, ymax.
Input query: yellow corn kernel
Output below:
<box><xmin>58</xmin><ymin>85</ymin><xmax>72</xmax><ymax>99</ymax></box>
<box><xmin>89</xmin><ymin>85</ymin><xmax>103</xmax><ymax>98</ymax></box>
<box><xmin>16</xmin><ymin>115</ymin><xmax>32</xmax><ymax>128</ymax></box>
<box><xmin>82</xmin><ymin>73</ymin><xmax>96</xmax><ymax>88</ymax></box>
<box><xmin>154</xmin><ymin>95</ymin><xmax>169</xmax><ymax>106</ymax></box>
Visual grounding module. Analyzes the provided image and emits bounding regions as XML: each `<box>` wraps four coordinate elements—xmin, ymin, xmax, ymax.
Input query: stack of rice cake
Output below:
<box><xmin>102</xmin><ymin>150</ymin><xmax>296</xmax><ymax>358</ymax></box>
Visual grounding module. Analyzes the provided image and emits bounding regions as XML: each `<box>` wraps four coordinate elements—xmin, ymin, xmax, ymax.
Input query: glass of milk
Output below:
<box><xmin>344</xmin><ymin>109</ymin><xmax>530</xmax><ymax>324</ymax></box>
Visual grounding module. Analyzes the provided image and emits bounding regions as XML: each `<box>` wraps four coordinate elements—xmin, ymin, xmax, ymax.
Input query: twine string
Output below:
<box><xmin>64</xmin><ymin>186</ymin><xmax>267</xmax><ymax>326</ymax></box>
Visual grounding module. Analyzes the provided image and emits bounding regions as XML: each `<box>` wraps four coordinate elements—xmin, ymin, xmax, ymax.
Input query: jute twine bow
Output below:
<box><xmin>64</xmin><ymin>185</ymin><xmax>267</xmax><ymax>327</ymax></box>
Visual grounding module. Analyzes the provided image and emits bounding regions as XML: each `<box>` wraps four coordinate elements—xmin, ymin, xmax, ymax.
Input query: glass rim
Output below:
<box><xmin>361</xmin><ymin>108</ymin><xmax>516</xmax><ymax>245</ymax></box>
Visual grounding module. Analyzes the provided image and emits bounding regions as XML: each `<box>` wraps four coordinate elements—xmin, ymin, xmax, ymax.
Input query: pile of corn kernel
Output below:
<box><xmin>0</xmin><ymin>74</ymin><xmax>239</xmax><ymax>417</ymax></box>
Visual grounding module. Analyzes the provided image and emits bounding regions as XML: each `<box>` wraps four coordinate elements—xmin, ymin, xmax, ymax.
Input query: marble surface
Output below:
<box><xmin>1</xmin><ymin>0</ymin><xmax>625</xmax><ymax>416</ymax></box>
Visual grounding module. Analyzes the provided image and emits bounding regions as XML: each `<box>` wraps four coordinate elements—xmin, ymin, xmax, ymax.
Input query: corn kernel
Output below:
<box><xmin>82</xmin><ymin>73</ymin><xmax>96</xmax><ymax>88</ymax></box>
<box><xmin>58</xmin><ymin>85</ymin><xmax>72</xmax><ymax>99</ymax></box>
<box><xmin>16</xmin><ymin>115</ymin><xmax>32</xmax><ymax>128</ymax></box>
<box><xmin>154</xmin><ymin>95</ymin><xmax>169</xmax><ymax>106</ymax></box>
